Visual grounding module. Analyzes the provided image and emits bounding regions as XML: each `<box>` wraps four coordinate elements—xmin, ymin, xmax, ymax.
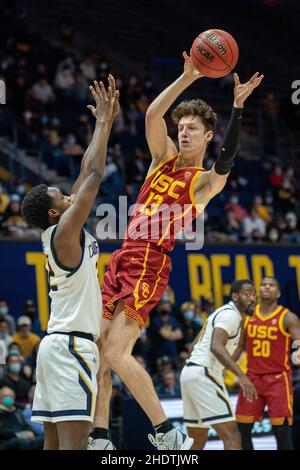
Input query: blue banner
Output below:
<box><xmin>1</xmin><ymin>241</ymin><xmax>299</xmax><ymax>331</ymax></box>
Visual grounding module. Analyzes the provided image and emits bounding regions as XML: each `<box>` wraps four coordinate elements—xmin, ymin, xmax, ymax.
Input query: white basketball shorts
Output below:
<box><xmin>180</xmin><ymin>363</ymin><xmax>234</xmax><ymax>428</ymax></box>
<box><xmin>32</xmin><ymin>333</ymin><xmax>99</xmax><ymax>423</ymax></box>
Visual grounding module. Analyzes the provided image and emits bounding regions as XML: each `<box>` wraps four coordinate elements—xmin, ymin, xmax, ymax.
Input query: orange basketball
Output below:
<box><xmin>190</xmin><ymin>29</ymin><xmax>239</xmax><ymax>78</ymax></box>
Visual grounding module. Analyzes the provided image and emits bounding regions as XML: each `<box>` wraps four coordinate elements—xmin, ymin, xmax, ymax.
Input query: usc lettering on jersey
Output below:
<box><xmin>245</xmin><ymin>304</ymin><xmax>292</xmax><ymax>374</ymax></box>
<box><xmin>125</xmin><ymin>154</ymin><xmax>205</xmax><ymax>251</ymax></box>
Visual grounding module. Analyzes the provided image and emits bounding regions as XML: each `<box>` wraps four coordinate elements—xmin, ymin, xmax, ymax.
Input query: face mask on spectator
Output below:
<box><xmin>9</xmin><ymin>349</ymin><xmax>20</xmax><ymax>356</ymax></box>
<box><xmin>0</xmin><ymin>307</ymin><xmax>8</xmax><ymax>316</ymax></box>
<box><xmin>161</xmin><ymin>294</ymin><xmax>169</xmax><ymax>302</ymax></box>
<box><xmin>184</xmin><ymin>310</ymin><xmax>195</xmax><ymax>321</ymax></box>
<box><xmin>9</xmin><ymin>363</ymin><xmax>21</xmax><ymax>374</ymax></box>
<box><xmin>2</xmin><ymin>396</ymin><xmax>14</xmax><ymax>408</ymax></box>
<box><xmin>194</xmin><ymin>316</ymin><xmax>203</xmax><ymax>327</ymax></box>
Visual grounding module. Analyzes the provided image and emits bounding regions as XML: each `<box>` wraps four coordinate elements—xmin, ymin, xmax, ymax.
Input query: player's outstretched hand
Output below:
<box><xmin>182</xmin><ymin>51</ymin><xmax>204</xmax><ymax>81</ymax></box>
<box><xmin>233</xmin><ymin>72</ymin><xmax>264</xmax><ymax>108</ymax></box>
<box><xmin>239</xmin><ymin>374</ymin><xmax>258</xmax><ymax>402</ymax></box>
<box><xmin>87</xmin><ymin>74</ymin><xmax>120</xmax><ymax>121</ymax></box>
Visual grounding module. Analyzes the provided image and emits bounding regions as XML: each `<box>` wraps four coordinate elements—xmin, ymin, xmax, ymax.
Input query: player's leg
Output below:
<box><xmin>213</xmin><ymin>421</ymin><xmax>242</xmax><ymax>450</ymax></box>
<box><xmin>187</xmin><ymin>427</ymin><xmax>208</xmax><ymax>450</ymax></box>
<box><xmin>272</xmin><ymin>420</ymin><xmax>293</xmax><ymax>450</ymax></box>
<box><xmin>56</xmin><ymin>421</ymin><xmax>92</xmax><ymax>450</ymax></box>
<box><xmin>103</xmin><ymin>301</ymin><xmax>193</xmax><ymax>450</ymax></box>
<box><xmin>43</xmin><ymin>422</ymin><xmax>59</xmax><ymax>450</ymax></box>
<box><xmin>89</xmin><ymin>316</ymin><xmax>116</xmax><ymax>449</ymax></box>
<box><xmin>237</xmin><ymin>423</ymin><xmax>254</xmax><ymax>450</ymax></box>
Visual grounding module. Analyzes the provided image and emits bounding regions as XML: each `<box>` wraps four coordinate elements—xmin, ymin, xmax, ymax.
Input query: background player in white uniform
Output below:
<box><xmin>21</xmin><ymin>76</ymin><xmax>120</xmax><ymax>450</ymax></box>
<box><xmin>180</xmin><ymin>280</ymin><xmax>257</xmax><ymax>450</ymax></box>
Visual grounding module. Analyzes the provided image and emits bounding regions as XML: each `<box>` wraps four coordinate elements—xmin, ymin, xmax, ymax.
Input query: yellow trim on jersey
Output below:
<box><xmin>189</xmin><ymin>170</ymin><xmax>204</xmax><ymax>214</ymax></box>
<box><xmin>244</xmin><ymin>316</ymin><xmax>251</xmax><ymax>329</ymax></box>
<box><xmin>255</xmin><ymin>304</ymin><xmax>283</xmax><ymax>322</ymax></box>
<box><xmin>78</xmin><ymin>371</ymin><xmax>94</xmax><ymax>417</ymax></box>
<box><xmin>207</xmin><ymin>369</ymin><xmax>223</xmax><ymax>388</ymax></box>
<box><xmin>145</xmin><ymin>154</ymin><xmax>178</xmax><ymax>180</ymax></box>
<box><xmin>74</xmin><ymin>336</ymin><xmax>92</xmax><ymax>375</ymax></box>
<box><xmin>282</xmin><ymin>371</ymin><xmax>293</xmax><ymax>417</ymax></box>
<box><xmin>134</xmin><ymin>252</ymin><xmax>167</xmax><ymax>311</ymax></box>
<box><xmin>278</xmin><ymin>309</ymin><xmax>291</xmax><ymax>337</ymax></box>
<box><xmin>133</xmin><ymin>243</ymin><xmax>150</xmax><ymax>310</ymax></box>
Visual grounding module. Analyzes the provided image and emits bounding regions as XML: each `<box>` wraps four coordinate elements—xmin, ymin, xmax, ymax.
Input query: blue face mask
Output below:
<box><xmin>161</xmin><ymin>294</ymin><xmax>169</xmax><ymax>302</ymax></box>
<box><xmin>194</xmin><ymin>316</ymin><xmax>203</xmax><ymax>327</ymax></box>
<box><xmin>9</xmin><ymin>363</ymin><xmax>21</xmax><ymax>374</ymax></box>
<box><xmin>0</xmin><ymin>307</ymin><xmax>8</xmax><ymax>316</ymax></box>
<box><xmin>9</xmin><ymin>349</ymin><xmax>20</xmax><ymax>356</ymax></box>
<box><xmin>184</xmin><ymin>310</ymin><xmax>195</xmax><ymax>321</ymax></box>
<box><xmin>2</xmin><ymin>396</ymin><xmax>14</xmax><ymax>408</ymax></box>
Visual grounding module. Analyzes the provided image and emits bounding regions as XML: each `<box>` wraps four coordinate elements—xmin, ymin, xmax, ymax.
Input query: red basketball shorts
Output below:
<box><xmin>101</xmin><ymin>242</ymin><xmax>171</xmax><ymax>328</ymax></box>
<box><xmin>236</xmin><ymin>370</ymin><xmax>293</xmax><ymax>425</ymax></box>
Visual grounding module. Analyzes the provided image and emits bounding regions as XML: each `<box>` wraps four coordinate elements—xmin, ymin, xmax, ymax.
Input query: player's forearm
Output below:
<box><xmin>146</xmin><ymin>74</ymin><xmax>198</xmax><ymax>119</ymax></box>
<box><xmin>211</xmin><ymin>345</ymin><xmax>244</xmax><ymax>378</ymax></box>
<box><xmin>214</xmin><ymin>107</ymin><xmax>242</xmax><ymax>175</ymax></box>
<box><xmin>83</xmin><ymin>119</ymin><xmax>112</xmax><ymax>178</ymax></box>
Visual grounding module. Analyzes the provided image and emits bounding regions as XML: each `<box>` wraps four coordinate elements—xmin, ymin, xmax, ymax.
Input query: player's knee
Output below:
<box><xmin>222</xmin><ymin>428</ymin><xmax>241</xmax><ymax>448</ymax></box>
<box><xmin>102</xmin><ymin>345</ymin><xmax>124</xmax><ymax>371</ymax></box>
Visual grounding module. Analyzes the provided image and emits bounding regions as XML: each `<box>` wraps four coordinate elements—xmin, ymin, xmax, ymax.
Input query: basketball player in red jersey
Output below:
<box><xmin>236</xmin><ymin>277</ymin><xmax>300</xmax><ymax>450</ymax></box>
<box><xmin>89</xmin><ymin>54</ymin><xmax>263</xmax><ymax>450</ymax></box>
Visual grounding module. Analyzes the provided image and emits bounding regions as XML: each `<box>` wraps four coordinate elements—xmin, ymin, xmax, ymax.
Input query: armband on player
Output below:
<box><xmin>214</xmin><ymin>107</ymin><xmax>243</xmax><ymax>175</ymax></box>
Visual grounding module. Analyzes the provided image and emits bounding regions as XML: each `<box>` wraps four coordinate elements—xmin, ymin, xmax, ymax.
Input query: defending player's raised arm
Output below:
<box><xmin>195</xmin><ymin>72</ymin><xmax>264</xmax><ymax>201</ymax></box>
<box><xmin>71</xmin><ymin>75</ymin><xmax>119</xmax><ymax>195</ymax></box>
<box><xmin>54</xmin><ymin>78</ymin><xmax>119</xmax><ymax>267</ymax></box>
<box><xmin>145</xmin><ymin>52</ymin><xmax>202</xmax><ymax>164</ymax></box>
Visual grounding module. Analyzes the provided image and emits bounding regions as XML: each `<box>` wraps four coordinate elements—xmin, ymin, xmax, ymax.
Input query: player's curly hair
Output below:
<box><xmin>171</xmin><ymin>99</ymin><xmax>217</xmax><ymax>132</ymax></box>
<box><xmin>21</xmin><ymin>184</ymin><xmax>52</xmax><ymax>231</ymax></box>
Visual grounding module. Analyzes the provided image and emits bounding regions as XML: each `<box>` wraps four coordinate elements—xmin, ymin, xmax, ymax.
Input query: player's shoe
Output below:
<box><xmin>87</xmin><ymin>436</ymin><xmax>116</xmax><ymax>450</ymax></box>
<box><xmin>148</xmin><ymin>429</ymin><xmax>193</xmax><ymax>450</ymax></box>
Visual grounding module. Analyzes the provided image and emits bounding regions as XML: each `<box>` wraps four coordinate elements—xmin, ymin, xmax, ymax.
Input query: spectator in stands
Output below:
<box><xmin>23</xmin><ymin>299</ymin><xmax>37</xmax><ymax>325</ymax></box>
<box><xmin>149</xmin><ymin>301</ymin><xmax>183</xmax><ymax>364</ymax></box>
<box><xmin>224</xmin><ymin>194</ymin><xmax>248</xmax><ymax>222</ymax></box>
<box><xmin>242</xmin><ymin>208</ymin><xmax>266</xmax><ymax>241</ymax></box>
<box><xmin>22</xmin><ymin>385</ymin><xmax>44</xmax><ymax>438</ymax></box>
<box><xmin>281</xmin><ymin>212</ymin><xmax>300</xmax><ymax>243</ymax></box>
<box><xmin>30</xmin><ymin>78</ymin><xmax>56</xmax><ymax>104</ymax></box>
<box><xmin>179</xmin><ymin>301</ymin><xmax>201</xmax><ymax>353</ymax></box>
<box><xmin>0</xmin><ymin>318</ymin><xmax>12</xmax><ymax>350</ymax></box>
<box><xmin>156</xmin><ymin>370</ymin><xmax>181</xmax><ymax>398</ymax></box>
<box><xmin>0</xmin><ymin>299</ymin><xmax>16</xmax><ymax>335</ymax></box>
<box><xmin>54</xmin><ymin>64</ymin><xmax>75</xmax><ymax>91</ymax></box>
<box><xmin>0</xmin><ymin>183</ymin><xmax>10</xmax><ymax>215</ymax></box>
<box><xmin>1</xmin><ymin>194</ymin><xmax>27</xmax><ymax>236</ymax></box>
<box><xmin>79</xmin><ymin>55</ymin><xmax>96</xmax><ymax>81</ymax></box>
<box><xmin>12</xmin><ymin>316</ymin><xmax>41</xmax><ymax>359</ymax></box>
<box><xmin>252</xmin><ymin>195</ymin><xmax>272</xmax><ymax>223</ymax></box>
<box><xmin>0</xmin><ymin>354</ymin><xmax>31</xmax><ymax>409</ymax></box>
<box><xmin>224</xmin><ymin>209</ymin><xmax>243</xmax><ymax>241</ymax></box>
<box><xmin>0</xmin><ymin>386</ymin><xmax>43</xmax><ymax>449</ymax></box>
<box><xmin>268</xmin><ymin>163</ymin><xmax>283</xmax><ymax>189</ymax></box>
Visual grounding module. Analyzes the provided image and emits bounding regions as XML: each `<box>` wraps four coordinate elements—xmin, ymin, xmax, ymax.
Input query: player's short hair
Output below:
<box><xmin>261</xmin><ymin>276</ymin><xmax>279</xmax><ymax>287</ymax></box>
<box><xmin>230</xmin><ymin>279</ymin><xmax>254</xmax><ymax>296</ymax></box>
<box><xmin>171</xmin><ymin>99</ymin><xmax>217</xmax><ymax>132</ymax></box>
<box><xmin>21</xmin><ymin>184</ymin><xmax>52</xmax><ymax>231</ymax></box>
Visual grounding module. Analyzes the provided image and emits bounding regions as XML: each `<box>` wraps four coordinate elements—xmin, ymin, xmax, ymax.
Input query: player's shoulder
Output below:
<box><xmin>212</xmin><ymin>302</ymin><xmax>240</xmax><ymax>324</ymax></box>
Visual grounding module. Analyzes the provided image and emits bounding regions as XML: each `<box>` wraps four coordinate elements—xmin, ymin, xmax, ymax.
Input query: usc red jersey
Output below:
<box><xmin>245</xmin><ymin>304</ymin><xmax>292</xmax><ymax>375</ymax></box>
<box><xmin>125</xmin><ymin>154</ymin><xmax>205</xmax><ymax>251</ymax></box>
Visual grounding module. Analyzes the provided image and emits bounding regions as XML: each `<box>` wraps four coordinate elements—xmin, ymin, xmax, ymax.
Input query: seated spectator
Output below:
<box><xmin>0</xmin><ymin>299</ymin><xmax>16</xmax><ymax>335</ymax></box>
<box><xmin>179</xmin><ymin>301</ymin><xmax>201</xmax><ymax>353</ymax></box>
<box><xmin>152</xmin><ymin>356</ymin><xmax>175</xmax><ymax>387</ymax></box>
<box><xmin>0</xmin><ymin>354</ymin><xmax>31</xmax><ymax>409</ymax></box>
<box><xmin>12</xmin><ymin>316</ymin><xmax>41</xmax><ymax>359</ymax></box>
<box><xmin>1</xmin><ymin>194</ymin><xmax>27</xmax><ymax>236</ymax></box>
<box><xmin>148</xmin><ymin>301</ymin><xmax>183</xmax><ymax>364</ymax></box>
<box><xmin>242</xmin><ymin>208</ymin><xmax>266</xmax><ymax>241</ymax></box>
<box><xmin>224</xmin><ymin>194</ymin><xmax>248</xmax><ymax>222</ymax></box>
<box><xmin>156</xmin><ymin>370</ymin><xmax>181</xmax><ymax>397</ymax></box>
<box><xmin>0</xmin><ymin>318</ymin><xmax>12</xmax><ymax>349</ymax></box>
<box><xmin>30</xmin><ymin>78</ymin><xmax>56</xmax><ymax>104</ymax></box>
<box><xmin>252</xmin><ymin>195</ymin><xmax>272</xmax><ymax>223</ymax></box>
<box><xmin>22</xmin><ymin>385</ymin><xmax>44</xmax><ymax>438</ymax></box>
<box><xmin>0</xmin><ymin>386</ymin><xmax>43</xmax><ymax>449</ymax></box>
<box><xmin>0</xmin><ymin>183</ymin><xmax>10</xmax><ymax>215</ymax></box>
<box><xmin>281</xmin><ymin>212</ymin><xmax>300</xmax><ymax>243</ymax></box>
<box><xmin>224</xmin><ymin>209</ymin><xmax>242</xmax><ymax>241</ymax></box>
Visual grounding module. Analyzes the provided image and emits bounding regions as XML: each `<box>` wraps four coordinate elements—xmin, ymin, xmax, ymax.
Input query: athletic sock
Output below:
<box><xmin>91</xmin><ymin>428</ymin><xmax>110</xmax><ymax>440</ymax></box>
<box><xmin>154</xmin><ymin>419</ymin><xmax>173</xmax><ymax>435</ymax></box>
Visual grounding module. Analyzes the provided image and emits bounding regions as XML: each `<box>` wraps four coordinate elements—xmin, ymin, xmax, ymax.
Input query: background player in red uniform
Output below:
<box><xmin>236</xmin><ymin>277</ymin><xmax>300</xmax><ymax>449</ymax></box>
<box><xmin>90</xmin><ymin>55</ymin><xmax>263</xmax><ymax>450</ymax></box>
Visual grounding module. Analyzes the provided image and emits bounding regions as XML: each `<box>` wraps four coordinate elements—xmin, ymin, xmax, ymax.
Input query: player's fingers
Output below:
<box><xmin>99</xmin><ymin>81</ymin><xmax>108</xmax><ymax>100</ymax></box>
<box><xmin>94</xmin><ymin>80</ymin><xmax>102</xmax><ymax>99</ymax></box>
<box><xmin>249</xmin><ymin>72</ymin><xmax>260</xmax><ymax>83</ymax></box>
<box><xmin>183</xmin><ymin>50</ymin><xmax>190</xmax><ymax>61</ymax></box>
<box><xmin>233</xmin><ymin>73</ymin><xmax>240</xmax><ymax>85</ymax></box>
<box><xmin>108</xmin><ymin>74</ymin><xmax>116</xmax><ymax>95</ymax></box>
<box><xmin>107</xmin><ymin>85</ymin><xmax>112</xmax><ymax>101</ymax></box>
<box><xmin>89</xmin><ymin>85</ymin><xmax>99</xmax><ymax>103</ymax></box>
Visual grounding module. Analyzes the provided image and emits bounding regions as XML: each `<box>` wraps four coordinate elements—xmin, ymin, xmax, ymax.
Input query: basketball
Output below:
<box><xmin>190</xmin><ymin>29</ymin><xmax>239</xmax><ymax>78</ymax></box>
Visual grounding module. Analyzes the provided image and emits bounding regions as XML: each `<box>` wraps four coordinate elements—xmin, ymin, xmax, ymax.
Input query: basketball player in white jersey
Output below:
<box><xmin>21</xmin><ymin>76</ymin><xmax>120</xmax><ymax>450</ymax></box>
<box><xmin>180</xmin><ymin>280</ymin><xmax>257</xmax><ymax>450</ymax></box>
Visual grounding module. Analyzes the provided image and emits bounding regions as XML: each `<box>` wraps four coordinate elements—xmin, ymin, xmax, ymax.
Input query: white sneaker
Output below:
<box><xmin>87</xmin><ymin>436</ymin><xmax>116</xmax><ymax>450</ymax></box>
<box><xmin>148</xmin><ymin>429</ymin><xmax>194</xmax><ymax>450</ymax></box>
